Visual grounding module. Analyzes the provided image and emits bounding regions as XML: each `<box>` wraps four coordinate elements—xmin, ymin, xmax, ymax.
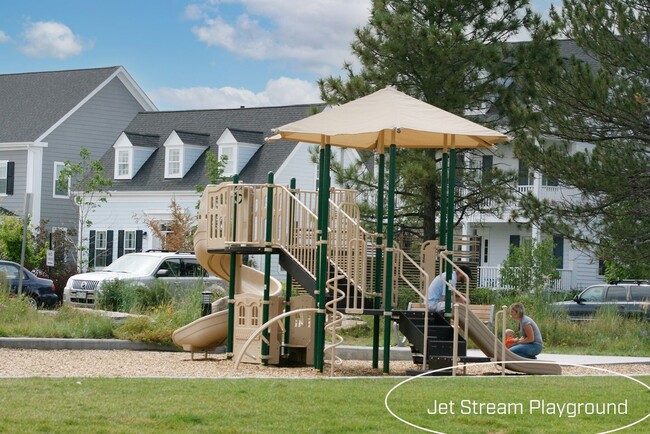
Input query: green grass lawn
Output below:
<box><xmin>1</xmin><ymin>376</ymin><xmax>648</xmax><ymax>433</ymax></box>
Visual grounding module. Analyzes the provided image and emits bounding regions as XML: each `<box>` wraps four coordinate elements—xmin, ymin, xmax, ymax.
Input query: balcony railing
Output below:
<box><xmin>461</xmin><ymin>184</ymin><xmax>576</xmax><ymax>213</ymax></box>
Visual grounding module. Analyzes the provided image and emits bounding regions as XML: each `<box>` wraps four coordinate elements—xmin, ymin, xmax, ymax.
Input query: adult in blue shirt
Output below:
<box><xmin>427</xmin><ymin>265</ymin><xmax>471</xmax><ymax>313</ymax></box>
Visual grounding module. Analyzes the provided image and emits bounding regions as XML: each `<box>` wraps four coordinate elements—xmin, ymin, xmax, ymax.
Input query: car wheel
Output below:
<box><xmin>26</xmin><ymin>296</ymin><xmax>39</xmax><ymax>310</ymax></box>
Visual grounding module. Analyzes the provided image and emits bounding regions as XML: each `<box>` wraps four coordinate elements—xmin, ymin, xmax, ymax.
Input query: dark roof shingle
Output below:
<box><xmin>0</xmin><ymin>66</ymin><xmax>121</xmax><ymax>142</ymax></box>
<box><xmin>102</xmin><ymin>104</ymin><xmax>323</xmax><ymax>192</ymax></box>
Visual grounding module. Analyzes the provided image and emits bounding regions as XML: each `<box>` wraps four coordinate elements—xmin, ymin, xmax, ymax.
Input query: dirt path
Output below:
<box><xmin>1</xmin><ymin>349</ymin><xmax>649</xmax><ymax>379</ymax></box>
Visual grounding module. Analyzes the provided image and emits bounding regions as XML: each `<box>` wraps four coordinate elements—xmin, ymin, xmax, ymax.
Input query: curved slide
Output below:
<box><xmin>172</xmin><ymin>197</ymin><xmax>282</xmax><ymax>354</ymax></box>
<box><xmin>455</xmin><ymin>304</ymin><xmax>562</xmax><ymax>375</ymax></box>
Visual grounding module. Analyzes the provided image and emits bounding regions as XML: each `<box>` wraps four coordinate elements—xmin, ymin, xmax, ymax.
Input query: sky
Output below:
<box><xmin>0</xmin><ymin>0</ymin><xmax>556</xmax><ymax>111</ymax></box>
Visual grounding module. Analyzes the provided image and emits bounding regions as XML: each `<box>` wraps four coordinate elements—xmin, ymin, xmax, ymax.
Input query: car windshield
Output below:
<box><xmin>103</xmin><ymin>255</ymin><xmax>161</xmax><ymax>275</ymax></box>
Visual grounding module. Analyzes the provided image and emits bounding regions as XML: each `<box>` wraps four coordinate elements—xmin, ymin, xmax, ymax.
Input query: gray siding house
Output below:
<box><xmin>0</xmin><ymin>66</ymin><xmax>156</xmax><ymax>231</ymax></box>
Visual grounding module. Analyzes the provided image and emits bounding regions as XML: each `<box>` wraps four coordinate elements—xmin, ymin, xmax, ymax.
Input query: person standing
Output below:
<box><xmin>508</xmin><ymin>302</ymin><xmax>543</xmax><ymax>359</ymax></box>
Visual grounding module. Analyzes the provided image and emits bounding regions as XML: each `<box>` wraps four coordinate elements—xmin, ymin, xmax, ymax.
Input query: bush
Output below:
<box><xmin>134</xmin><ymin>280</ymin><xmax>172</xmax><ymax>311</ymax></box>
<box><xmin>96</xmin><ymin>280</ymin><xmax>140</xmax><ymax>312</ymax></box>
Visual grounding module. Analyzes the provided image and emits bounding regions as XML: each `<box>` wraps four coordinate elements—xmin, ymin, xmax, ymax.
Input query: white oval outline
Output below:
<box><xmin>384</xmin><ymin>360</ymin><xmax>650</xmax><ymax>434</ymax></box>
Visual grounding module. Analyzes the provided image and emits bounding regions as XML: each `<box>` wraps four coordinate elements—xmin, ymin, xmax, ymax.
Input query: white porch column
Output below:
<box><xmin>531</xmin><ymin>170</ymin><xmax>543</xmax><ymax>243</ymax></box>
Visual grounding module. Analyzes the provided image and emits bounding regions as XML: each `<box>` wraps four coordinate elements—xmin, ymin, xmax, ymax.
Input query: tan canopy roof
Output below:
<box><xmin>268</xmin><ymin>86</ymin><xmax>508</xmax><ymax>151</ymax></box>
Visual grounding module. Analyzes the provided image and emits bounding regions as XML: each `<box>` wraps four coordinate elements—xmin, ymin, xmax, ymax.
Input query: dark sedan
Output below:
<box><xmin>0</xmin><ymin>260</ymin><xmax>58</xmax><ymax>308</ymax></box>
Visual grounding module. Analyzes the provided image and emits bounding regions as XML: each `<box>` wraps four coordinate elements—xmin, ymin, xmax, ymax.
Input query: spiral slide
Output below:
<box><xmin>455</xmin><ymin>304</ymin><xmax>562</xmax><ymax>375</ymax></box>
<box><xmin>171</xmin><ymin>204</ymin><xmax>282</xmax><ymax>354</ymax></box>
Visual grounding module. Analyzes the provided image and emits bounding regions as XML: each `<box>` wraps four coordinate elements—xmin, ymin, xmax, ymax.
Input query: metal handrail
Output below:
<box><xmin>493</xmin><ymin>305</ymin><xmax>508</xmax><ymax>375</ymax></box>
<box><xmin>439</xmin><ymin>250</ymin><xmax>471</xmax><ymax>373</ymax></box>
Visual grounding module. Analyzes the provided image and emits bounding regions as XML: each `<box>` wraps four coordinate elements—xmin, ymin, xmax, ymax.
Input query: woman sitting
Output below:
<box><xmin>508</xmin><ymin>302</ymin><xmax>543</xmax><ymax>359</ymax></box>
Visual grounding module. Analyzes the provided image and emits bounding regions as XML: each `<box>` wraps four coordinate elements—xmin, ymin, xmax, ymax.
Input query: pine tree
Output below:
<box><xmin>319</xmin><ymin>0</ymin><xmax>538</xmax><ymax>241</ymax></box>
<box><xmin>511</xmin><ymin>0</ymin><xmax>650</xmax><ymax>275</ymax></box>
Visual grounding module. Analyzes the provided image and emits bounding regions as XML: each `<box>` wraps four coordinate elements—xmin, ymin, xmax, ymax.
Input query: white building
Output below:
<box><xmin>463</xmin><ymin>141</ymin><xmax>604</xmax><ymax>291</ymax></box>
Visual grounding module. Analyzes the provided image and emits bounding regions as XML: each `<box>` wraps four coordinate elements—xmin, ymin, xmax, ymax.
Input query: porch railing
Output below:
<box><xmin>477</xmin><ymin>265</ymin><xmax>573</xmax><ymax>291</ymax></box>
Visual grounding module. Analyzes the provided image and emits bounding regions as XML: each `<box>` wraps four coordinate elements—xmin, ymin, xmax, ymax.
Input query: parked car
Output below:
<box><xmin>551</xmin><ymin>281</ymin><xmax>650</xmax><ymax>320</ymax></box>
<box><xmin>63</xmin><ymin>251</ymin><xmax>226</xmax><ymax>308</ymax></box>
<box><xmin>0</xmin><ymin>260</ymin><xmax>59</xmax><ymax>308</ymax></box>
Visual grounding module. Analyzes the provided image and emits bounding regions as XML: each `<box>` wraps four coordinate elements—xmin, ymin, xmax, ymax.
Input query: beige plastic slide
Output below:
<box><xmin>172</xmin><ymin>198</ymin><xmax>282</xmax><ymax>354</ymax></box>
<box><xmin>455</xmin><ymin>304</ymin><xmax>562</xmax><ymax>375</ymax></box>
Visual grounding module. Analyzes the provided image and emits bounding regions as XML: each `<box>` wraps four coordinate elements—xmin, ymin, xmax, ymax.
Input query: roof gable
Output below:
<box><xmin>0</xmin><ymin>66</ymin><xmax>155</xmax><ymax>143</ymax></box>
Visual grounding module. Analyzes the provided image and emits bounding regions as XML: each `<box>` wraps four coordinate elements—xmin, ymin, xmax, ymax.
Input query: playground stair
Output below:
<box><xmin>278</xmin><ymin>249</ymin><xmax>376</xmax><ymax>312</ymax></box>
<box><xmin>395</xmin><ymin>309</ymin><xmax>488</xmax><ymax>374</ymax></box>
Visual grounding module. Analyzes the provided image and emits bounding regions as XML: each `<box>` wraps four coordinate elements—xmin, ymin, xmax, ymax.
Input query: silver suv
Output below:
<box><xmin>63</xmin><ymin>251</ymin><xmax>225</xmax><ymax>307</ymax></box>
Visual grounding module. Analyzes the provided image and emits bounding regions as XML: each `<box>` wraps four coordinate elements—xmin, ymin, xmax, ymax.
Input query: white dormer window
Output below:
<box><xmin>166</xmin><ymin>147</ymin><xmax>182</xmax><ymax>178</ymax></box>
<box><xmin>116</xmin><ymin>149</ymin><xmax>131</xmax><ymax>178</ymax></box>
<box><xmin>113</xmin><ymin>131</ymin><xmax>158</xmax><ymax>180</ymax></box>
<box><xmin>162</xmin><ymin>131</ymin><xmax>208</xmax><ymax>179</ymax></box>
<box><xmin>216</xmin><ymin>128</ymin><xmax>263</xmax><ymax>177</ymax></box>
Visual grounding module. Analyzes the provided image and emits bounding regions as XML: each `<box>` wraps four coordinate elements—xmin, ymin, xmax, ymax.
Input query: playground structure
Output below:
<box><xmin>173</xmin><ymin>179</ymin><xmax>561</xmax><ymax>375</ymax></box>
<box><xmin>172</xmin><ymin>87</ymin><xmax>562</xmax><ymax>375</ymax></box>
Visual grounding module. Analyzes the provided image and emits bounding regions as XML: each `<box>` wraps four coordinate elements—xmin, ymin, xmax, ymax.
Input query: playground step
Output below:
<box><xmin>424</xmin><ymin>339</ymin><xmax>467</xmax><ymax>357</ymax></box>
<box><xmin>396</xmin><ymin>309</ymin><xmax>468</xmax><ymax>366</ymax></box>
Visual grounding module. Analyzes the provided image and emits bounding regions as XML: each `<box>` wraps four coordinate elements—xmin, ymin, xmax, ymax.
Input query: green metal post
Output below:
<box><xmin>372</xmin><ymin>151</ymin><xmax>385</xmax><ymax>368</ymax></box>
<box><xmin>444</xmin><ymin>150</ymin><xmax>457</xmax><ymax>315</ymax></box>
<box><xmin>262</xmin><ymin>172</ymin><xmax>274</xmax><ymax>365</ymax></box>
<box><xmin>284</xmin><ymin>178</ymin><xmax>297</xmax><ymax>347</ymax></box>
<box><xmin>383</xmin><ymin>144</ymin><xmax>397</xmax><ymax>374</ymax></box>
<box><xmin>227</xmin><ymin>174</ymin><xmax>239</xmax><ymax>356</ymax></box>
<box><xmin>313</xmin><ymin>146</ymin><xmax>325</xmax><ymax>370</ymax></box>
<box><xmin>440</xmin><ymin>151</ymin><xmax>449</xmax><ymax>246</ymax></box>
<box><xmin>316</xmin><ymin>144</ymin><xmax>331</xmax><ymax>372</ymax></box>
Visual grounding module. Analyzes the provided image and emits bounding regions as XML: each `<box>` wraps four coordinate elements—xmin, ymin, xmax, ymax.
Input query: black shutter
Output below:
<box><xmin>553</xmin><ymin>235</ymin><xmax>564</xmax><ymax>268</ymax></box>
<box><xmin>6</xmin><ymin>162</ymin><xmax>14</xmax><ymax>195</ymax></box>
<box><xmin>117</xmin><ymin>230</ymin><xmax>124</xmax><ymax>258</ymax></box>
<box><xmin>136</xmin><ymin>230</ymin><xmax>143</xmax><ymax>252</ymax></box>
<box><xmin>481</xmin><ymin>155</ymin><xmax>493</xmax><ymax>181</ymax></box>
<box><xmin>88</xmin><ymin>230</ymin><xmax>96</xmax><ymax>268</ymax></box>
<box><xmin>106</xmin><ymin>231</ymin><xmax>113</xmax><ymax>265</ymax></box>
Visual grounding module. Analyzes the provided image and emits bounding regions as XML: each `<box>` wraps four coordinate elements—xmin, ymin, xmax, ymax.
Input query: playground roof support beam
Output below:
<box><xmin>383</xmin><ymin>143</ymin><xmax>397</xmax><ymax>374</ymax></box>
<box><xmin>372</xmin><ymin>149</ymin><xmax>385</xmax><ymax>369</ymax></box>
<box><xmin>227</xmin><ymin>174</ymin><xmax>240</xmax><ymax>356</ymax></box>
<box><xmin>262</xmin><ymin>172</ymin><xmax>275</xmax><ymax>365</ymax></box>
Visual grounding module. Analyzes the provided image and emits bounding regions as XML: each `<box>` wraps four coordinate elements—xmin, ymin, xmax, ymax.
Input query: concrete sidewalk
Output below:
<box><xmin>2</xmin><ymin>338</ymin><xmax>649</xmax><ymax>365</ymax></box>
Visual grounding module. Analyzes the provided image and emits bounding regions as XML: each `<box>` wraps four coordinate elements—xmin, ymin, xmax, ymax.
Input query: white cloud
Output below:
<box><xmin>187</xmin><ymin>0</ymin><xmax>371</xmax><ymax>75</ymax></box>
<box><xmin>0</xmin><ymin>30</ymin><xmax>10</xmax><ymax>43</ymax></box>
<box><xmin>148</xmin><ymin>76</ymin><xmax>322</xmax><ymax>110</ymax></box>
<box><xmin>19</xmin><ymin>21</ymin><xmax>91</xmax><ymax>59</ymax></box>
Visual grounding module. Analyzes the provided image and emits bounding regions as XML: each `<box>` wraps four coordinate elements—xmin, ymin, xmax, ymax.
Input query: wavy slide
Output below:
<box><xmin>172</xmin><ymin>199</ymin><xmax>282</xmax><ymax>354</ymax></box>
<box><xmin>455</xmin><ymin>304</ymin><xmax>562</xmax><ymax>375</ymax></box>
